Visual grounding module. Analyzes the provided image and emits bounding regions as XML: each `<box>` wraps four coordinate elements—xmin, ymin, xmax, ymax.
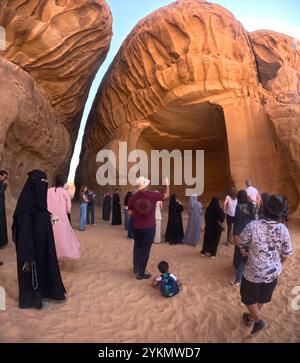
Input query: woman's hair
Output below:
<box><xmin>0</xmin><ymin>170</ymin><xmax>8</xmax><ymax>176</ymax></box>
<box><xmin>264</xmin><ymin>209</ymin><xmax>281</xmax><ymax>222</ymax></box>
<box><xmin>229</xmin><ymin>187</ymin><xmax>237</xmax><ymax>199</ymax></box>
<box><xmin>237</xmin><ymin>190</ymin><xmax>248</xmax><ymax>204</ymax></box>
<box><xmin>55</xmin><ymin>174</ymin><xmax>66</xmax><ymax>188</ymax></box>
<box><xmin>80</xmin><ymin>185</ymin><xmax>87</xmax><ymax>193</ymax></box>
<box><xmin>158</xmin><ymin>260</ymin><xmax>169</xmax><ymax>274</ymax></box>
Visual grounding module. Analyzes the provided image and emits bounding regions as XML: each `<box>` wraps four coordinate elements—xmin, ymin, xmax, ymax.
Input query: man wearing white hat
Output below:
<box><xmin>128</xmin><ymin>176</ymin><xmax>170</xmax><ymax>280</ymax></box>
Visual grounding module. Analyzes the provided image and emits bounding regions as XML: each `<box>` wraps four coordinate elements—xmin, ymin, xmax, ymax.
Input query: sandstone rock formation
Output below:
<box><xmin>0</xmin><ymin>56</ymin><xmax>71</xmax><ymax>201</ymax></box>
<box><xmin>0</xmin><ymin>0</ymin><xmax>112</xmax><ymax>208</ymax></box>
<box><xmin>76</xmin><ymin>0</ymin><xmax>300</xmax><ymax>215</ymax></box>
<box><xmin>0</xmin><ymin>0</ymin><xmax>112</xmax><ymax>142</ymax></box>
<box><xmin>250</xmin><ymin>30</ymin><xmax>300</xmax><ymax>215</ymax></box>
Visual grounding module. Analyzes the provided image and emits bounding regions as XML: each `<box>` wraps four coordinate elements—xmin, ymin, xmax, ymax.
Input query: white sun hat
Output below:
<box><xmin>135</xmin><ymin>176</ymin><xmax>150</xmax><ymax>191</ymax></box>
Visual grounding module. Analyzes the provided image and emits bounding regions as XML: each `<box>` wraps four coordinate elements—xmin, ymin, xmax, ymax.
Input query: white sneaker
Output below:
<box><xmin>230</xmin><ymin>281</ymin><xmax>240</xmax><ymax>287</ymax></box>
<box><xmin>210</xmin><ymin>256</ymin><xmax>216</xmax><ymax>260</ymax></box>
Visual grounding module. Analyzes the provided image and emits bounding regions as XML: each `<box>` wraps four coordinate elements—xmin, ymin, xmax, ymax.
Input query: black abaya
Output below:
<box><xmin>102</xmin><ymin>194</ymin><xmax>112</xmax><ymax>221</ymax></box>
<box><xmin>201</xmin><ymin>198</ymin><xmax>225</xmax><ymax>257</ymax></box>
<box><xmin>112</xmin><ymin>193</ymin><xmax>122</xmax><ymax>225</ymax></box>
<box><xmin>0</xmin><ymin>181</ymin><xmax>8</xmax><ymax>248</ymax></box>
<box><xmin>12</xmin><ymin>170</ymin><xmax>65</xmax><ymax>309</ymax></box>
<box><xmin>165</xmin><ymin>194</ymin><xmax>184</xmax><ymax>244</ymax></box>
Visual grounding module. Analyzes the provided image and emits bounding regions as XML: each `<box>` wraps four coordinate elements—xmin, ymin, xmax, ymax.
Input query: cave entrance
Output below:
<box><xmin>137</xmin><ymin>101</ymin><xmax>232</xmax><ymax>204</ymax></box>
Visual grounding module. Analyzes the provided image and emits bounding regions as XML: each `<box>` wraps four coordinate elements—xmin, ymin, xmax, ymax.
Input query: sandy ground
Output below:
<box><xmin>0</xmin><ymin>203</ymin><xmax>299</xmax><ymax>343</ymax></box>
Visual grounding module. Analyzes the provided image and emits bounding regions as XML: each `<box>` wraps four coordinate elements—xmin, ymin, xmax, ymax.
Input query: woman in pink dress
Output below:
<box><xmin>47</xmin><ymin>175</ymin><xmax>81</xmax><ymax>260</ymax></box>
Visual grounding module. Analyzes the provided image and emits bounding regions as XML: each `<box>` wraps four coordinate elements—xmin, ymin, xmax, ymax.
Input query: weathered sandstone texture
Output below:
<box><xmin>0</xmin><ymin>0</ymin><xmax>112</xmax><ymax>142</ymax></box>
<box><xmin>76</xmin><ymin>0</ymin><xmax>300</xmax><ymax>214</ymax></box>
<box><xmin>0</xmin><ymin>0</ymin><xmax>112</xmax><ymax>206</ymax></box>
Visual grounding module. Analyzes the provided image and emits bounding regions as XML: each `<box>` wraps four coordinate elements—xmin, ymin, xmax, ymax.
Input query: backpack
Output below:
<box><xmin>159</xmin><ymin>273</ymin><xmax>179</xmax><ymax>298</ymax></box>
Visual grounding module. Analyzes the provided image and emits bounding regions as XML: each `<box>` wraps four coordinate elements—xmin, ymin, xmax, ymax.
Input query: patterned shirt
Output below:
<box><xmin>237</xmin><ymin>220</ymin><xmax>292</xmax><ymax>283</ymax></box>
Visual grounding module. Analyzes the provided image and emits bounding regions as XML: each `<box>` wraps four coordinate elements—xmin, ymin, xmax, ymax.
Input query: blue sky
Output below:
<box><xmin>68</xmin><ymin>0</ymin><xmax>300</xmax><ymax>182</ymax></box>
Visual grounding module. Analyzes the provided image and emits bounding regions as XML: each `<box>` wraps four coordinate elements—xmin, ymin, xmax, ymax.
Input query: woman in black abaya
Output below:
<box><xmin>112</xmin><ymin>189</ymin><xmax>122</xmax><ymax>225</ymax></box>
<box><xmin>165</xmin><ymin>194</ymin><xmax>184</xmax><ymax>244</ymax></box>
<box><xmin>200</xmin><ymin>197</ymin><xmax>225</xmax><ymax>258</ymax></box>
<box><xmin>102</xmin><ymin>192</ymin><xmax>112</xmax><ymax>221</ymax></box>
<box><xmin>12</xmin><ymin>170</ymin><xmax>66</xmax><ymax>309</ymax></box>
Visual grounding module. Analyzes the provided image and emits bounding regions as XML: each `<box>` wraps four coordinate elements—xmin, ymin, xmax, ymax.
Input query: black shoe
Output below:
<box><xmin>0</xmin><ymin>261</ymin><xmax>3</xmax><ymax>266</ymax></box>
<box><xmin>251</xmin><ymin>320</ymin><xmax>268</xmax><ymax>335</ymax></box>
<box><xmin>136</xmin><ymin>273</ymin><xmax>152</xmax><ymax>280</ymax></box>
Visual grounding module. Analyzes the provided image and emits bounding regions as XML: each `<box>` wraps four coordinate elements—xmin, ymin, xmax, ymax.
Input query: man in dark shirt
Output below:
<box><xmin>128</xmin><ymin>176</ymin><xmax>170</xmax><ymax>279</ymax></box>
<box><xmin>0</xmin><ymin>169</ymin><xmax>9</xmax><ymax>265</ymax></box>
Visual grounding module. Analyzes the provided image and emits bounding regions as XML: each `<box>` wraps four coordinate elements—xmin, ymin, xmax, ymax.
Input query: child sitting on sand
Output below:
<box><xmin>151</xmin><ymin>260</ymin><xmax>181</xmax><ymax>297</ymax></box>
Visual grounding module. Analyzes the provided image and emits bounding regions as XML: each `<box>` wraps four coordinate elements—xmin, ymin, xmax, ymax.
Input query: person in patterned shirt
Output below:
<box><xmin>236</xmin><ymin>195</ymin><xmax>292</xmax><ymax>335</ymax></box>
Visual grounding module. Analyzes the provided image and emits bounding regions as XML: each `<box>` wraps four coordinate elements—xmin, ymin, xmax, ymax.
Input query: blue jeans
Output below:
<box><xmin>79</xmin><ymin>203</ymin><xmax>88</xmax><ymax>230</ymax></box>
<box><xmin>124</xmin><ymin>208</ymin><xmax>129</xmax><ymax>230</ymax></box>
<box><xmin>127</xmin><ymin>216</ymin><xmax>134</xmax><ymax>239</ymax></box>
<box><xmin>235</xmin><ymin>262</ymin><xmax>245</xmax><ymax>283</ymax></box>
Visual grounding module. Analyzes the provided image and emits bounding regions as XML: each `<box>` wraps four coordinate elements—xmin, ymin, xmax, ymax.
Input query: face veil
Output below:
<box><xmin>14</xmin><ymin>170</ymin><xmax>48</xmax><ymax>217</ymax></box>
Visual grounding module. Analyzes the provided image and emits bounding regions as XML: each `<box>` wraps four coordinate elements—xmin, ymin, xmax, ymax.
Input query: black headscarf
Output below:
<box><xmin>206</xmin><ymin>197</ymin><xmax>221</xmax><ymax>212</ymax></box>
<box><xmin>169</xmin><ymin>194</ymin><xmax>177</xmax><ymax>213</ymax></box>
<box><xmin>124</xmin><ymin>192</ymin><xmax>132</xmax><ymax>207</ymax></box>
<box><xmin>13</xmin><ymin>170</ymin><xmax>48</xmax><ymax>217</ymax></box>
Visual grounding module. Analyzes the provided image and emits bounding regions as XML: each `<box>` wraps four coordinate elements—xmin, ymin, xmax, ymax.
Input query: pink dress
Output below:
<box><xmin>47</xmin><ymin>187</ymin><xmax>81</xmax><ymax>260</ymax></box>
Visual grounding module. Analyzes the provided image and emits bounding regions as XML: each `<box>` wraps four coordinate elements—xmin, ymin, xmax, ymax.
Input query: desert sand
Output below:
<box><xmin>0</xmin><ymin>204</ymin><xmax>299</xmax><ymax>343</ymax></box>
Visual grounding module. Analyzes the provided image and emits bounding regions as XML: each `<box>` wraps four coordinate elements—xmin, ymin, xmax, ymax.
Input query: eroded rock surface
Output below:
<box><xmin>77</xmin><ymin>0</ymin><xmax>300</xmax><ymax>215</ymax></box>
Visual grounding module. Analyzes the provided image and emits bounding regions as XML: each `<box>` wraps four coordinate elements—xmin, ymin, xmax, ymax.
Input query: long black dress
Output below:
<box><xmin>201</xmin><ymin>197</ymin><xmax>225</xmax><ymax>257</ymax></box>
<box><xmin>12</xmin><ymin>170</ymin><xmax>66</xmax><ymax>309</ymax></box>
<box><xmin>112</xmin><ymin>192</ymin><xmax>122</xmax><ymax>225</ymax></box>
<box><xmin>0</xmin><ymin>181</ymin><xmax>8</xmax><ymax>248</ymax></box>
<box><xmin>232</xmin><ymin>190</ymin><xmax>255</xmax><ymax>268</ymax></box>
<box><xmin>102</xmin><ymin>193</ymin><xmax>112</xmax><ymax>221</ymax></box>
<box><xmin>165</xmin><ymin>194</ymin><xmax>184</xmax><ymax>244</ymax></box>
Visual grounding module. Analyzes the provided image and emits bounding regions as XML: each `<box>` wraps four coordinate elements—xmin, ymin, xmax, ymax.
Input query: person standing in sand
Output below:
<box><xmin>224</xmin><ymin>187</ymin><xmax>237</xmax><ymax>245</ymax></box>
<box><xmin>153</xmin><ymin>190</ymin><xmax>163</xmax><ymax>244</ymax></box>
<box><xmin>112</xmin><ymin>188</ymin><xmax>122</xmax><ymax>225</ymax></box>
<box><xmin>165</xmin><ymin>194</ymin><xmax>184</xmax><ymax>244</ymax></box>
<box><xmin>87</xmin><ymin>188</ymin><xmax>97</xmax><ymax>226</ymax></box>
<box><xmin>124</xmin><ymin>191</ymin><xmax>132</xmax><ymax>231</ymax></box>
<box><xmin>200</xmin><ymin>197</ymin><xmax>225</xmax><ymax>259</ymax></box>
<box><xmin>47</xmin><ymin>174</ymin><xmax>81</xmax><ymax>260</ymax></box>
<box><xmin>102</xmin><ymin>192</ymin><xmax>112</xmax><ymax>222</ymax></box>
<box><xmin>79</xmin><ymin>185</ymin><xmax>89</xmax><ymax>231</ymax></box>
<box><xmin>12</xmin><ymin>170</ymin><xmax>66</xmax><ymax>309</ymax></box>
<box><xmin>183</xmin><ymin>194</ymin><xmax>202</xmax><ymax>247</ymax></box>
<box><xmin>128</xmin><ymin>176</ymin><xmax>170</xmax><ymax>280</ymax></box>
<box><xmin>231</xmin><ymin>190</ymin><xmax>255</xmax><ymax>287</ymax></box>
<box><xmin>0</xmin><ymin>170</ymin><xmax>8</xmax><ymax>249</ymax></box>
<box><xmin>236</xmin><ymin>195</ymin><xmax>292</xmax><ymax>335</ymax></box>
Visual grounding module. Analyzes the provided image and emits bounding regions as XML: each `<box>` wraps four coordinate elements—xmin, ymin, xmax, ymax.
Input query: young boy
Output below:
<box><xmin>151</xmin><ymin>261</ymin><xmax>181</xmax><ymax>297</ymax></box>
